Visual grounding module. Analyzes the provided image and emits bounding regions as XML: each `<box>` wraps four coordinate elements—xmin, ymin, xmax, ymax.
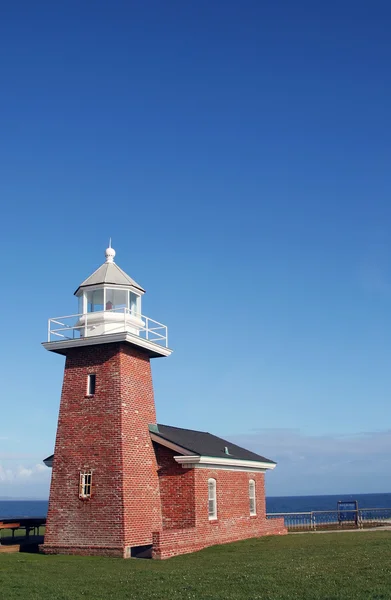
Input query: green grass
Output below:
<box><xmin>1</xmin><ymin>532</ymin><xmax>391</xmax><ymax>599</ymax></box>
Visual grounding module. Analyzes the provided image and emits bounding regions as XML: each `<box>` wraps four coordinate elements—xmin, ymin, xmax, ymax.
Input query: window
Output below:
<box><xmin>249</xmin><ymin>480</ymin><xmax>256</xmax><ymax>515</ymax></box>
<box><xmin>86</xmin><ymin>289</ymin><xmax>104</xmax><ymax>312</ymax></box>
<box><xmin>87</xmin><ymin>374</ymin><xmax>96</xmax><ymax>395</ymax></box>
<box><xmin>129</xmin><ymin>292</ymin><xmax>140</xmax><ymax>315</ymax></box>
<box><xmin>79</xmin><ymin>471</ymin><xmax>92</xmax><ymax>499</ymax></box>
<box><xmin>77</xmin><ymin>294</ymin><xmax>84</xmax><ymax>314</ymax></box>
<box><xmin>208</xmin><ymin>478</ymin><xmax>217</xmax><ymax>520</ymax></box>
<box><xmin>106</xmin><ymin>288</ymin><xmax>127</xmax><ymax>311</ymax></box>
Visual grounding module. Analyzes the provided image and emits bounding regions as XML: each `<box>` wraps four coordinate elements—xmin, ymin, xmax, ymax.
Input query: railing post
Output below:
<box><xmin>166</xmin><ymin>327</ymin><xmax>168</xmax><ymax>348</ymax></box>
<box><xmin>146</xmin><ymin>317</ymin><xmax>149</xmax><ymax>340</ymax></box>
<box><xmin>124</xmin><ymin>307</ymin><xmax>126</xmax><ymax>332</ymax></box>
<box><xmin>311</xmin><ymin>512</ymin><xmax>316</xmax><ymax>531</ymax></box>
<box><xmin>85</xmin><ymin>312</ymin><xmax>88</xmax><ymax>337</ymax></box>
<box><xmin>47</xmin><ymin>319</ymin><xmax>51</xmax><ymax>342</ymax></box>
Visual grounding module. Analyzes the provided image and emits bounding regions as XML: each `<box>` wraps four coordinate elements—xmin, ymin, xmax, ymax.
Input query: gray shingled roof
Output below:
<box><xmin>44</xmin><ymin>424</ymin><xmax>275</xmax><ymax>467</ymax></box>
<box><xmin>152</xmin><ymin>424</ymin><xmax>275</xmax><ymax>464</ymax></box>
<box><xmin>74</xmin><ymin>262</ymin><xmax>145</xmax><ymax>295</ymax></box>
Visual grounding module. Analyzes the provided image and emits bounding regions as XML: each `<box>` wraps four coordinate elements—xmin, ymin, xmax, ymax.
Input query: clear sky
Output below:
<box><xmin>1</xmin><ymin>1</ymin><xmax>391</xmax><ymax>498</ymax></box>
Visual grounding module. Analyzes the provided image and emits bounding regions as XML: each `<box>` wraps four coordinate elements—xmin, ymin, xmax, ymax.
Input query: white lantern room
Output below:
<box><xmin>43</xmin><ymin>244</ymin><xmax>171</xmax><ymax>358</ymax></box>
<box><xmin>74</xmin><ymin>245</ymin><xmax>145</xmax><ymax>337</ymax></box>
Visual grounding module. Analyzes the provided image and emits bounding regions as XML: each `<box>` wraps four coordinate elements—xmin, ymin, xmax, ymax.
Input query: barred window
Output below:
<box><xmin>208</xmin><ymin>478</ymin><xmax>217</xmax><ymax>520</ymax></box>
<box><xmin>79</xmin><ymin>471</ymin><xmax>92</xmax><ymax>499</ymax></box>
<box><xmin>249</xmin><ymin>479</ymin><xmax>256</xmax><ymax>515</ymax></box>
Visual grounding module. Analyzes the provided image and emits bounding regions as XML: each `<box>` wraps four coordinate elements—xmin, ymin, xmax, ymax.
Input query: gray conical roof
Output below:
<box><xmin>74</xmin><ymin>246</ymin><xmax>145</xmax><ymax>295</ymax></box>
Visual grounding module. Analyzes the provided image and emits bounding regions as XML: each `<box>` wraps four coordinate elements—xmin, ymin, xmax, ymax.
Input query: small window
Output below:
<box><xmin>249</xmin><ymin>479</ymin><xmax>256</xmax><ymax>515</ymax></box>
<box><xmin>87</xmin><ymin>374</ymin><xmax>96</xmax><ymax>395</ymax></box>
<box><xmin>79</xmin><ymin>471</ymin><xmax>92</xmax><ymax>499</ymax></box>
<box><xmin>208</xmin><ymin>478</ymin><xmax>217</xmax><ymax>520</ymax></box>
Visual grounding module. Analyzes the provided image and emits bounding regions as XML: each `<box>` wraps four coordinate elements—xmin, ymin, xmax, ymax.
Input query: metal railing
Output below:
<box><xmin>47</xmin><ymin>308</ymin><xmax>169</xmax><ymax>348</ymax></box>
<box><xmin>266</xmin><ymin>508</ymin><xmax>391</xmax><ymax>532</ymax></box>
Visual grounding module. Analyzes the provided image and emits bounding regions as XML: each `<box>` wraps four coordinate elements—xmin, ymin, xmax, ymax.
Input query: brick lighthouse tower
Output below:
<box><xmin>42</xmin><ymin>244</ymin><xmax>171</xmax><ymax>558</ymax></box>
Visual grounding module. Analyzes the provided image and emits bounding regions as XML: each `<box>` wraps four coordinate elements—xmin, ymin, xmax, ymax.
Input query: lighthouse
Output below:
<box><xmin>42</xmin><ymin>245</ymin><xmax>286</xmax><ymax>559</ymax></box>
<box><xmin>42</xmin><ymin>245</ymin><xmax>171</xmax><ymax>558</ymax></box>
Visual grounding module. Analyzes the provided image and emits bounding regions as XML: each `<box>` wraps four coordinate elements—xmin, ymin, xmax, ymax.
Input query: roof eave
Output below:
<box><xmin>73</xmin><ymin>281</ymin><xmax>146</xmax><ymax>296</ymax></box>
<box><xmin>174</xmin><ymin>455</ymin><xmax>276</xmax><ymax>471</ymax></box>
<box><xmin>43</xmin><ymin>455</ymin><xmax>53</xmax><ymax>468</ymax></box>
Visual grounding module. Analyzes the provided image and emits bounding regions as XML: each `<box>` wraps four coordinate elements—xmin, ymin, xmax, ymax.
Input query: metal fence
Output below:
<box><xmin>266</xmin><ymin>508</ymin><xmax>391</xmax><ymax>532</ymax></box>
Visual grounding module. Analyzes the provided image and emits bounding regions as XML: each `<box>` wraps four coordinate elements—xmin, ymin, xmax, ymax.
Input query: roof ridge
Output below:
<box><xmin>74</xmin><ymin>263</ymin><xmax>108</xmax><ymax>294</ymax></box>
<box><xmin>157</xmin><ymin>423</ymin><xmax>209</xmax><ymax>435</ymax></box>
<box><xmin>112</xmin><ymin>262</ymin><xmax>143</xmax><ymax>288</ymax></box>
<box><xmin>78</xmin><ymin>263</ymin><xmax>105</xmax><ymax>286</ymax></box>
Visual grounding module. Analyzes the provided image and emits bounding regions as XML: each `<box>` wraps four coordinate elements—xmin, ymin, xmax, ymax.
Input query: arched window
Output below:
<box><xmin>249</xmin><ymin>479</ymin><xmax>256</xmax><ymax>515</ymax></box>
<box><xmin>208</xmin><ymin>478</ymin><xmax>217</xmax><ymax>520</ymax></box>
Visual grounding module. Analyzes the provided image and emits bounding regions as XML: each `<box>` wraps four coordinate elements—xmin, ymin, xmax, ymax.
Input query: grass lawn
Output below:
<box><xmin>1</xmin><ymin>531</ymin><xmax>391</xmax><ymax>600</ymax></box>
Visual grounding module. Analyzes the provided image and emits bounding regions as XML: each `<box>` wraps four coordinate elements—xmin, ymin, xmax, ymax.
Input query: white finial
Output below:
<box><xmin>105</xmin><ymin>241</ymin><xmax>116</xmax><ymax>263</ymax></box>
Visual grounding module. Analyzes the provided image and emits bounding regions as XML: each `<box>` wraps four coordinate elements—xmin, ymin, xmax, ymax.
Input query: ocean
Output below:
<box><xmin>266</xmin><ymin>492</ymin><xmax>391</xmax><ymax>513</ymax></box>
<box><xmin>1</xmin><ymin>493</ymin><xmax>391</xmax><ymax>519</ymax></box>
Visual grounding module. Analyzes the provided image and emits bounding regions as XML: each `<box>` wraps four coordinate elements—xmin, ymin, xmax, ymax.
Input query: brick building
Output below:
<box><xmin>42</xmin><ymin>245</ymin><xmax>285</xmax><ymax>559</ymax></box>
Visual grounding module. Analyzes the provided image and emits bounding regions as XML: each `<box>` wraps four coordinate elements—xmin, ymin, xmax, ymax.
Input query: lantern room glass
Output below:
<box><xmin>82</xmin><ymin>288</ymin><xmax>141</xmax><ymax>315</ymax></box>
<box><xmin>86</xmin><ymin>289</ymin><xmax>104</xmax><ymax>313</ymax></box>
<box><xmin>130</xmin><ymin>292</ymin><xmax>140</xmax><ymax>315</ymax></box>
<box><xmin>105</xmin><ymin>289</ymin><xmax>127</xmax><ymax>311</ymax></box>
<box><xmin>78</xmin><ymin>294</ymin><xmax>84</xmax><ymax>314</ymax></box>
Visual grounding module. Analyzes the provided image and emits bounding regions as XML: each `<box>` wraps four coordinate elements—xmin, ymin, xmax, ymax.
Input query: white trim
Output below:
<box><xmin>75</xmin><ymin>283</ymin><xmax>145</xmax><ymax>297</ymax></box>
<box><xmin>180</xmin><ymin>464</ymin><xmax>271</xmax><ymax>473</ymax></box>
<box><xmin>249</xmin><ymin>479</ymin><xmax>256</xmax><ymax>515</ymax></box>
<box><xmin>42</xmin><ymin>331</ymin><xmax>172</xmax><ymax>358</ymax></box>
<box><xmin>208</xmin><ymin>478</ymin><xmax>217</xmax><ymax>520</ymax></box>
<box><xmin>150</xmin><ymin>433</ymin><xmax>196</xmax><ymax>456</ymax></box>
<box><xmin>174</xmin><ymin>455</ymin><xmax>276</xmax><ymax>472</ymax></box>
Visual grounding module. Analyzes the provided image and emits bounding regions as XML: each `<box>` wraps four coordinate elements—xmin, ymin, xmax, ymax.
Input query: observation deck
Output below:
<box><xmin>42</xmin><ymin>308</ymin><xmax>172</xmax><ymax>358</ymax></box>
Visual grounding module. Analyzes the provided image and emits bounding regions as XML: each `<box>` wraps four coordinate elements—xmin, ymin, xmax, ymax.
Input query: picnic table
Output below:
<box><xmin>0</xmin><ymin>522</ymin><xmax>21</xmax><ymax>544</ymax></box>
<box><xmin>0</xmin><ymin>518</ymin><xmax>46</xmax><ymax>545</ymax></box>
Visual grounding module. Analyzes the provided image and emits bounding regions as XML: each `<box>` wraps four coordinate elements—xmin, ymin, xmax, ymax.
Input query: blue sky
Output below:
<box><xmin>1</xmin><ymin>1</ymin><xmax>391</xmax><ymax>498</ymax></box>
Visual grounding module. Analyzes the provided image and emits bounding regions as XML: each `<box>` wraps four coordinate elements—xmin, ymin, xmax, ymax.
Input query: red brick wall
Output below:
<box><xmin>155</xmin><ymin>444</ymin><xmax>196</xmax><ymax>529</ymax></box>
<box><xmin>43</xmin><ymin>342</ymin><xmax>162</xmax><ymax>557</ymax></box>
<box><xmin>152</xmin><ymin>513</ymin><xmax>286</xmax><ymax>559</ymax></box>
<box><xmin>42</xmin><ymin>340</ymin><xmax>285</xmax><ymax>560</ymax></box>
<box><xmin>153</xmin><ymin>447</ymin><xmax>286</xmax><ymax>559</ymax></box>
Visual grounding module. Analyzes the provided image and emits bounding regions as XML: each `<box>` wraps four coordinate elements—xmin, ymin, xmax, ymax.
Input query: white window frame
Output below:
<box><xmin>77</xmin><ymin>293</ymin><xmax>85</xmax><ymax>314</ymax></box>
<box><xmin>208</xmin><ymin>478</ymin><xmax>217</xmax><ymax>520</ymax></box>
<box><xmin>85</xmin><ymin>288</ymin><xmax>105</xmax><ymax>313</ymax></box>
<box><xmin>87</xmin><ymin>374</ymin><xmax>96</xmax><ymax>396</ymax></box>
<box><xmin>129</xmin><ymin>291</ymin><xmax>141</xmax><ymax>316</ymax></box>
<box><xmin>249</xmin><ymin>479</ymin><xmax>256</xmax><ymax>516</ymax></box>
<box><xmin>79</xmin><ymin>285</ymin><xmax>143</xmax><ymax>316</ymax></box>
<box><xmin>79</xmin><ymin>471</ymin><xmax>92</xmax><ymax>499</ymax></box>
<box><xmin>105</xmin><ymin>288</ymin><xmax>128</xmax><ymax>311</ymax></box>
